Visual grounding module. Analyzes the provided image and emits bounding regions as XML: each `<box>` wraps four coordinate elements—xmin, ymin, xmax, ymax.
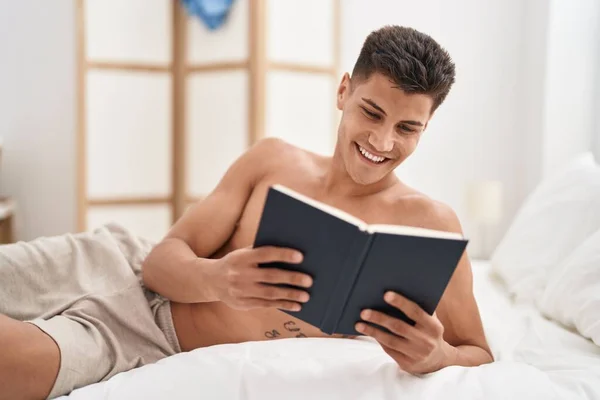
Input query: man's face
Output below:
<box><xmin>335</xmin><ymin>72</ymin><xmax>434</xmax><ymax>186</ymax></box>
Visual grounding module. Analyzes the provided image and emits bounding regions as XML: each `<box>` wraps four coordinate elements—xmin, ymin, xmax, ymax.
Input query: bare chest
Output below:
<box><xmin>223</xmin><ymin>179</ymin><xmax>403</xmax><ymax>254</ymax></box>
<box><xmin>202</xmin><ymin>175</ymin><xmax>424</xmax><ymax>343</ymax></box>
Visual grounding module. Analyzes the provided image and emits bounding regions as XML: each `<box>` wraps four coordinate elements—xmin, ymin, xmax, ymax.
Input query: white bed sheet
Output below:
<box><xmin>58</xmin><ymin>261</ymin><xmax>600</xmax><ymax>400</ymax></box>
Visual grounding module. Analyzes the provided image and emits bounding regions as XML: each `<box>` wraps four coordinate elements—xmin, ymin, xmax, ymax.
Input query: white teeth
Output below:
<box><xmin>358</xmin><ymin>145</ymin><xmax>385</xmax><ymax>163</ymax></box>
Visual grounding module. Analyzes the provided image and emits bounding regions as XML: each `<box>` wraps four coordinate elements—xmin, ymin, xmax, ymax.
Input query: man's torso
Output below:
<box><xmin>171</xmin><ymin>145</ymin><xmax>440</xmax><ymax>350</ymax></box>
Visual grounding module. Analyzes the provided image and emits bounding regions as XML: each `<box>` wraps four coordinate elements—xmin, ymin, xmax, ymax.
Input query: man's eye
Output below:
<box><xmin>362</xmin><ymin>108</ymin><xmax>381</xmax><ymax>120</ymax></box>
<box><xmin>399</xmin><ymin>124</ymin><xmax>416</xmax><ymax>133</ymax></box>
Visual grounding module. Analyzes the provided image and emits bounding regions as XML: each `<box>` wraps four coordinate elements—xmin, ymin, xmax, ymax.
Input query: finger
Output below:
<box><xmin>241</xmin><ymin>297</ymin><xmax>302</xmax><ymax>312</ymax></box>
<box><xmin>247</xmin><ymin>246</ymin><xmax>304</xmax><ymax>264</ymax></box>
<box><xmin>384</xmin><ymin>292</ymin><xmax>434</xmax><ymax>331</ymax></box>
<box><xmin>252</xmin><ymin>283</ymin><xmax>310</xmax><ymax>303</ymax></box>
<box><xmin>360</xmin><ymin>309</ymin><xmax>421</xmax><ymax>341</ymax></box>
<box><xmin>355</xmin><ymin>322</ymin><xmax>419</xmax><ymax>358</ymax></box>
<box><xmin>255</xmin><ymin>268</ymin><xmax>313</xmax><ymax>288</ymax></box>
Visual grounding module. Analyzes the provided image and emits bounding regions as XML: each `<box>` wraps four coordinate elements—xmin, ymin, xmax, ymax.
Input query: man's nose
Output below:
<box><xmin>368</xmin><ymin>129</ymin><xmax>394</xmax><ymax>153</ymax></box>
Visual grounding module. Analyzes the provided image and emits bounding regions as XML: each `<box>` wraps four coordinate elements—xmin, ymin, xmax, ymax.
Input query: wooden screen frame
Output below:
<box><xmin>76</xmin><ymin>0</ymin><xmax>341</xmax><ymax>231</ymax></box>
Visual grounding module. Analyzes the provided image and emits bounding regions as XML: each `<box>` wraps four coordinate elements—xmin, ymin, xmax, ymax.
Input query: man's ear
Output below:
<box><xmin>336</xmin><ymin>73</ymin><xmax>351</xmax><ymax>111</ymax></box>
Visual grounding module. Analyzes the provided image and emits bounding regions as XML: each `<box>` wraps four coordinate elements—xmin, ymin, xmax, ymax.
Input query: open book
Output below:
<box><xmin>253</xmin><ymin>184</ymin><xmax>468</xmax><ymax>335</ymax></box>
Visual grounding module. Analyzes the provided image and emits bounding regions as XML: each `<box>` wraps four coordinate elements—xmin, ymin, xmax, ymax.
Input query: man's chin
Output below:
<box><xmin>348</xmin><ymin>170</ymin><xmax>388</xmax><ymax>186</ymax></box>
<box><xmin>342</xmin><ymin>154</ymin><xmax>396</xmax><ymax>186</ymax></box>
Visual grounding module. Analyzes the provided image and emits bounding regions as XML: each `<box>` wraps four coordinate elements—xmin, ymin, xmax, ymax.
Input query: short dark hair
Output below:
<box><xmin>351</xmin><ymin>25</ymin><xmax>456</xmax><ymax>112</ymax></box>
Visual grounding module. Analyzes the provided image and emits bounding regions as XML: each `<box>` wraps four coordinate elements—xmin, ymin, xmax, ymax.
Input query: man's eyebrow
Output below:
<box><xmin>402</xmin><ymin>120</ymin><xmax>424</xmax><ymax>127</ymax></box>
<box><xmin>362</xmin><ymin>97</ymin><xmax>424</xmax><ymax>127</ymax></box>
<box><xmin>361</xmin><ymin>98</ymin><xmax>387</xmax><ymax>116</ymax></box>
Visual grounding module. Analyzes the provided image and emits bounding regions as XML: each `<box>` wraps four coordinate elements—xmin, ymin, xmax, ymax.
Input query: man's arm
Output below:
<box><xmin>142</xmin><ymin>138</ymin><xmax>281</xmax><ymax>303</ymax></box>
<box><xmin>355</xmin><ymin>199</ymin><xmax>493</xmax><ymax>373</ymax></box>
<box><xmin>431</xmin><ymin>202</ymin><xmax>494</xmax><ymax>367</ymax></box>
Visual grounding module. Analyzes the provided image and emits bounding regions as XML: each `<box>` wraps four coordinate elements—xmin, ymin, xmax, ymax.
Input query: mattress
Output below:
<box><xmin>58</xmin><ymin>261</ymin><xmax>600</xmax><ymax>400</ymax></box>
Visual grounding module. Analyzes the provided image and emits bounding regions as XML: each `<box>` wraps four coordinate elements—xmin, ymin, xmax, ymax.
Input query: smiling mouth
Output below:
<box><xmin>355</xmin><ymin>143</ymin><xmax>389</xmax><ymax>165</ymax></box>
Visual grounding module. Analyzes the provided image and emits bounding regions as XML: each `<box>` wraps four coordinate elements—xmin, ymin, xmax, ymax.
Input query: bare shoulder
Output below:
<box><xmin>228</xmin><ymin>137</ymin><xmax>296</xmax><ymax>184</ymax></box>
<box><xmin>215</xmin><ymin>137</ymin><xmax>318</xmax><ymax>196</ymax></box>
<box><xmin>250</xmin><ymin>136</ymin><xmax>295</xmax><ymax>156</ymax></box>
<box><xmin>245</xmin><ymin>137</ymin><xmax>293</xmax><ymax>165</ymax></box>
<box><xmin>249</xmin><ymin>137</ymin><xmax>323</xmax><ymax>182</ymax></box>
<box><xmin>393</xmin><ymin>189</ymin><xmax>463</xmax><ymax>234</ymax></box>
<box><xmin>249</xmin><ymin>137</ymin><xmax>308</xmax><ymax>170</ymax></box>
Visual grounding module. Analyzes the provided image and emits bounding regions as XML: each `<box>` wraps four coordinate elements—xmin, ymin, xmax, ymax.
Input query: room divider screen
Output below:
<box><xmin>76</xmin><ymin>0</ymin><xmax>340</xmax><ymax>241</ymax></box>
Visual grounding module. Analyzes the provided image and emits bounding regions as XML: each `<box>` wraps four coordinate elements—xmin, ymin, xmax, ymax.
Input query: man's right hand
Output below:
<box><xmin>206</xmin><ymin>246</ymin><xmax>313</xmax><ymax>312</ymax></box>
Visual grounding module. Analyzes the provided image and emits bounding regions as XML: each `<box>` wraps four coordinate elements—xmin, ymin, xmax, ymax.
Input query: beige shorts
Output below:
<box><xmin>0</xmin><ymin>223</ymin><xmax>181</xmax><ymax>399</ymax></box>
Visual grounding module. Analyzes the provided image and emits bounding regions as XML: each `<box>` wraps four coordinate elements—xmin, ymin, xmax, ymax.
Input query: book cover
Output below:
<box><xmin>253</xmin><ymin>185</ymin><xmax>468</xmax><ymax>336</ymax></box>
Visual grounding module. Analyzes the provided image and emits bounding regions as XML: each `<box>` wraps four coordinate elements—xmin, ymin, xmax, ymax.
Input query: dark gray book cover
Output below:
<box><xmin>253</xmin><ymin>185</ymin><xmax>468</xmax><ymax>336</ymax></box>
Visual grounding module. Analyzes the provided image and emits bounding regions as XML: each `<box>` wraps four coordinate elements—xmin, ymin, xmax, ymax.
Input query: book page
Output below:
<box><xmin>272</xmin><ymin>185</ymin><xmax>463</xmax><ymax>240</ymax></box>
<box><xmin>367</xmin><ymin>224</ymin><xmax>464</xmax><ymax>240</ymax></box>
<box><xmin>272</xmin><ymin>184</ymin><xmax>367</xmax><ymax>228</ymax></box>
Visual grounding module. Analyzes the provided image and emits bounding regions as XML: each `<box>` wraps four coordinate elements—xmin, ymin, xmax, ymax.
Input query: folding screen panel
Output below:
<box><xmin>267</xmin><ymin>0</ymin><xmax>335</xmax><ymax>67</ymax></box>
<box><xmin>185</xmin><ymin>1</ymin><xmax>250</xmax><ymax>203</ymax></box>
<box><xmin>78</xmin><ymin>0</ymin><xmax>174</xmax><ymax>242</ymax></box>
<box><xmin>85</xmin><ymin>0</ymin><xmax>172</xmax><ymax>65</ymax></box>
<box><xmin>77</xmin><ymin>0</ymin><xmax>339</xmax><ymax>241</ymax></box>
<box><xmin>187</xmin><ymin>71</ymin><xmax>249</xmax><ymax>199</ymax></box>
<box><xmin>87</xmin><ymin>205</ymin><xmax>172</xmax><ymax>243</ymax></box>
<box><xmin>264</xmin><ymin>0</ymin><xmax>339</xmax><ymax>156</ymax></box>
<box><xmin>187</xmin><ymin>0</ymin><xmax>248</xmax><ymax>64</ymax></box>
<box><xmin>266</xmin><ymin>71</ymin><xmax>336</xmax><ymax>156</ymax></box>
<box><xmin>86</xmin><ymin>70</ymin><xmax>172</xmax><ymax>199</ymax></box>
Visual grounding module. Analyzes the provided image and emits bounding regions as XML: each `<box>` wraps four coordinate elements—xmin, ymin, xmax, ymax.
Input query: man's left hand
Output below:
<box><xmin>355</xmin><ymin>291</ymin><xmax>456</xmax><ymax>374</ymax></box>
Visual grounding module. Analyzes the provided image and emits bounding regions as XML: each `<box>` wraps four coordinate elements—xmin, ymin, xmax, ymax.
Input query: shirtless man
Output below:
<box><xmin>151</xmin><ymin>22</ymin><xmax>493</xmax><ymax>377</ymax></box>
<box><xmin>0</xmin><ymin>26</ymin><xmax>492</xmax><ymax>399</ymax></box>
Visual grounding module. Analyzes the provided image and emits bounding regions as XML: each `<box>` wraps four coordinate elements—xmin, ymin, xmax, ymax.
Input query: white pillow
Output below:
<box><xmin>491</xmin><ymin>152</ymin><xmax>600</xmax><ymax>302</ymax></box>
<box><xmin>537</xmin><ymin>228</ymin><xmax>600</xmax><ymax>346</ymax></box>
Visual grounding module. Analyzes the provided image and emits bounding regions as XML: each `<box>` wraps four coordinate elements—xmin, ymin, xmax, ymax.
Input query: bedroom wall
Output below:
<box><xmin>341</xmin><ymin>0</ymin><xmax>529</xmax><ymax>255</ymax></box>
<box><xmin>519</xmin><ymin>0</ymin><xmax>600</xmax><ymax>191</ymax></box>
<box><xmin>541</xmin><ymin>0</ymin><xmax>600</xmax><ymax>177</ymax></box>
<box><xmin>0</xmin><ymin>0</ymin><xmax>77</xmax><ymax>241</ymax></box>
<box><xmin>596</xmin><ymin>86</ymin><xmax>600</xmax><ymax>161</ymax></box>
<box><xmin>596</xmin><ymin>51</ymin><xmax>600</xmax><ymax>160</ymax></box>
<box><xmin>520</xmin><ymin>0</ymin><xmax>551</xmax><ymax>198</ymax></box>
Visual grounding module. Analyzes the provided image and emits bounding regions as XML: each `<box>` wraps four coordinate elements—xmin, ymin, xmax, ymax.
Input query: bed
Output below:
<box><xmin>55</xmin><ymin>152</ymin><xmax>600</xmax><ymax>399</ymax></box>
<box><xmin>56</xmin><ymin>260</ymin><xmax>600</xmax><ymax>400</ymax></box>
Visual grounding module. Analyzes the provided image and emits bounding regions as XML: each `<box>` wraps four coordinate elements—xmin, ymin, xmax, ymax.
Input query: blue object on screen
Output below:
<box><xmin>181</xmin><ymin>0</ymin><xmax>235</xmax><ymax>31</ymax></box>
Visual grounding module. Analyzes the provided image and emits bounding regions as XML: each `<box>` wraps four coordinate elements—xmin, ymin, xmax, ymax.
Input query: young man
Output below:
<box><xmin>0</xmin><ymin>26</ymin><xmax>493</xmax><ymax>399</ymax></box>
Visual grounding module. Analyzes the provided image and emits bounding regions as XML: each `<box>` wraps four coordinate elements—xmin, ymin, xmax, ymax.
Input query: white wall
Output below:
<box><xmin>596</xmin><ymin>8</ymin><xmax>600</xmax><ymax>163</ymax></box>
<box><xmin>596</xmin><ymin>48</ymin><xmax>600</xmax><ymax>160</ymax></box>
<box><xmin>596</xmin><ymin>69</ymin><xmax>600</xmax><ymax>160</ymax></box>
<box><xmin>520</xmin><ymin>0</ymin><xmax>600</xmax><ymax>187</ymax></box>
<box><xmin>342</xmin><ymin>0</ymin><xmax>529</xmax><ymax>255</ymax></box>
<box><xmin>0</xmin><ymin>0</ymin><xmax>77</xmax><ymax>241</ymax></box>
<box><xmin>542</xmin><ymin>0</ymin><xmax>600</xmax><ymax>176</ymax></box>
<box><xmin>520</xmin><ymin>0</ymin><xmax>551</xmax><ymax>196</ymax></box>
